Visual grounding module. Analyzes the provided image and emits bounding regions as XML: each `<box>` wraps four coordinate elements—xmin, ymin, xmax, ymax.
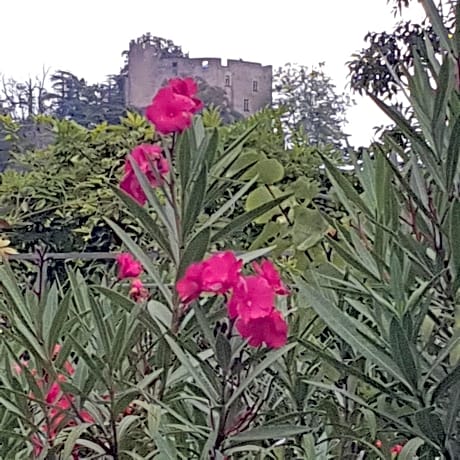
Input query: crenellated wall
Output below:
<box><xmin>125</xmin><ymin>41</ymin><xmax>272</xmax><ymax>116</ymax></box>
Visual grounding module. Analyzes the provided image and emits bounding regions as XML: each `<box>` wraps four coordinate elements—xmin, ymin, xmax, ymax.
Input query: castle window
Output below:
<box><xmin>225</xmin><ymin>75</ymin><xmax>231</xmax><ymax>87</ymax></box>
<box><xmin>243</xmin><ymin>99</ymin><xmax>250</xmax><ymax>112</ymax></box>
<box><xmin>252</xmin><ymin>80</ymin><xmax>258</xmax><ymax>92</ymax></box>
<box><xmin>172</xmin><ymin>62</ymin><xmax>178</xmax><ymax>75</ymax></box>
<box><xmin>201</xmin><ymin>60</ymin><xmax>209</xmax><ymax>70</ymax></box>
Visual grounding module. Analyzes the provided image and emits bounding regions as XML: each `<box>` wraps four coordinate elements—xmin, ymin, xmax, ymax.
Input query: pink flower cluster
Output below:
<box><xmin>120</xmin><ymin>144</ymin><xmax>169</xmax><ymax>205</ymax></box>
<box><xmin>176</xmin><ymin>252</ymin><xmax>289</xmax><ymax>348</ymax></box>
<box><xmin>16</xmin><ymin>345</ymin><xmax>94</xmax><ymax>458</ymax></box>
<box><xmin>119</xmin><ymin>78</ymin><xmax>203</xmax><ymax>205</ymax></box>
<box><xmin>146</xmin><ymin>77</ymin><xmax>203</xmax><ymax>135</ymax></box>
<box><xmin>116</xmin><ymin>253</ymin><xmax>149</xmax><ymax>302</ymax></box>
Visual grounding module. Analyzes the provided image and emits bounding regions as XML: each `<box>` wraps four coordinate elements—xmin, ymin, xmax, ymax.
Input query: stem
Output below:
<box><xmin>110</xmin><ymin>385</ymin><xmax>119</xmax><ymax>459</ymax></box>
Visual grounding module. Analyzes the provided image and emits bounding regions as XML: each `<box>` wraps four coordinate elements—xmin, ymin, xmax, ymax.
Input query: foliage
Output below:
<box><xmin>298</xmin><ymin>1</ymin><xmax>460</xmax><ymax>458</ymax></box>
<box><xmin>273</xmin><ymin>62</ymin><xmax>353</xmax><ymax>148</ymax></box>
<box><xmin>0</xmin><ymin>83</ymin><xmax>311</xmax><ymax>458</ymax></box>
<box><xmin>0</xmin><ymin>112</ymin><xmax>154</xmax><ymax>254</ymax></box>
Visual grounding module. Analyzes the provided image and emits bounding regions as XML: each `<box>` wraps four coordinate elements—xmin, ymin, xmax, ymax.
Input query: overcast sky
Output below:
<box><xmin>1</xmin><ymin>0</ymin><xmax>426</xmax><ymax>146</ymax></box>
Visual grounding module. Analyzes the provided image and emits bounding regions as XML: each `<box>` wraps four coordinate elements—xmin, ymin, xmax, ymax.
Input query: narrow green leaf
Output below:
<box><xmin>229</xmin><ymin>424</ymin><xmax>311</xmax><ymax>443</ymax></box>
<box><xmin>389</xmin><ymin>318</ymin><xmax>418</xmax><ymax>390</ymax></box>
<box><xmin>177</xmin><ymin>227</ymin><xmax>211</xmax><ymax>280</ymax></box>
<box><xmin>297</xmin><ymin>279</ymin><xmax>413</xmax><ymax>391</ymax></box>
<box><xmin>420</xmin><ymin>0</ymin><xmax>456</xmax><ymax>56</ymax></box>
<box><xmin>215</xmin><ymin>333</ymin><xmax>231</xmax><ymax>371</ymax></box>
<box><xmin>105</xmin><ymin>219</ymin><xmax>173</xmax><ymax>308</ymax></box>
<box><xmin>449</xmin><ymin>199</ymin><xmax>460</xmax><ymax>292</ymax></box>
<box><xmin>415</xmin><ymin>409</ymin><xmax>445</xmax><ymax>447</ymax></box>
<box><xmin>62</xmin><ymin>424</ymin><xmax>92</xmax><ymax>458</ymax></box>
<box><xmin>446</xmin><ymin>117</ymin><xmax>460</xmax><ymax>193</ymax></box>
<box><xmin>226</xmin><ymin>343</ymin><xmax>295</xmax><ymax>409</ymax></box>
<box><xmin>318</xmin><ymin>153</ymin><xmax>371</xmax><ymax>216</ymax></box>
<box><xmin>431</xmin><ymin>362</ymin><xmax>460</xmax><ymax>402</ymax></box>
<box><xmin>369</xmin><ymin>94</ymin><xmax>445</xmax><ymax>189</ymax></box>
<box><xmin>112</xmin><ymin>186</ymin><xmax>177</xmax><ymax>264</ymax></box>
<box><xmin>183</xmin><ymin>162</ymin><xmax>208</xmax><ymax>239</ymax></box>
<box><xmin>164</xmin><ymin>335</ymin><xmax>218</xmax><ymax>402</ymax></box>
<box><xmin>201</xmin><ymin>175</ymin><xmax>258</xmax><ymax>232</ymax></box>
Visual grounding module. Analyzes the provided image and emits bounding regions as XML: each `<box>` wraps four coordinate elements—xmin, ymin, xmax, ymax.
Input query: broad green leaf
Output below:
<box><xmin>241</xmin><ymin>158</ymin><xmax>285</xmax><ymax>184</ymax></box>
<box><xmin>244</xmin><ymin>185</ymin><xmax>283</xmax><ymax>224</ymax></box>
<box><xmin>213</xmin><ymin>193</ymin><xmax>291</xmax><ymax>241</ymax></box>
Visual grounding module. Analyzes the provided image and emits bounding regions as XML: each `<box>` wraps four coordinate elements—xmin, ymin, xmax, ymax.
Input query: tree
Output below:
<box><xmin>46</xmin><ymin>70</ymin><xmax>126</xmax><ymax>127</ymax></box>
<box><xmin>273</xmin><ymin>63</ymin><xmax>353</xmax><ymax>148</ymax></box>
<box><xmin>347</xmin><ymin>1</ymin><xmax>456</xmax><ymax>101</ymax></box>
<box><xmin>0</xmin><ymin>69</ymin><xmax>51</xmax><ymax>120</ymax></box>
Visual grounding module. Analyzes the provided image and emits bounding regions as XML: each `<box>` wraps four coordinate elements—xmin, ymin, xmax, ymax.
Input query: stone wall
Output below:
<box><xmin>125</xmin><ymin>41</ymin><xmax>272</xmax><ymax>116</ymax></box>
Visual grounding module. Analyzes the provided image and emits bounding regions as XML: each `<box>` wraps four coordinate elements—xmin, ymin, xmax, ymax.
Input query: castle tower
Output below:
<box><xmin>125</xmin><ymin>39</ymin><xmax>272</xmax><ymax>117</ymax></box>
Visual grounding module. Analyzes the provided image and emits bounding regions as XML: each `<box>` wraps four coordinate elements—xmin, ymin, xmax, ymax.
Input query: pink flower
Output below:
<box><xmin>200</xmin><ymin>251</ymin><xmax>243</xmax><ymax>294</ymax></box>
<box><xmin>124</xmin><ymin>144</ymin><xmax>169</xmax><ymax>181</ymax></box>
<box><xmin>236</xmin><ymin>309</ymin><xmax>288</xmax><ymax>348</ymax></box>
<box><xmin>176</xmin><ymin>251</ymin><xmax>243</xmax><ymax>304</ymax></box>
<box><xmin>129</xmin><ymin>278</ymin><xmax>149</xmax><ymax>302</ymax></box>
<box><xmin>117</xmin><ymin>253</ymin><xmax>143</xmax><ymax>279</ymax></box>
<box><xmin>227</xmin><ymin>275</ymin><xmax>275</xmax><ymax>320</ymax></box>
<box><xmin>146</xmin><ymin>86</ymin><xmax>197</xmax><ymax>135</ymax></box>
<box><xmin>120</xmin><ymin>144</ymin><xmax>169</xmax><ymax>205</ymax></box>
<box><xmin>120</xmin><ymin>173</ymin><xmax>148</xmax><ymax>205</ymax></box>
<box><xmin>176</xmin><ymin>262</ymin><xmax>204</xmax><ymax>303</ymax></box>
<box><xmin>390</xmin><ymin>444</ymin><xmax>403</xmax><ymax>455</ymax></box>
<box><xmin>252</xmin><ymin>259</ymin><xmax>290</xmax><ymax>295</ymax></box>
<box><xmin>169</xmin><ymin>77</ymin><xmax>203</xmax><ymax>113</ymax></box>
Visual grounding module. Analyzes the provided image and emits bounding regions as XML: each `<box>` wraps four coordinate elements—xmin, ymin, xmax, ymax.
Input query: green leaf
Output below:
<box><xmin>177</xmin><ymin>227</ymin><xmax>211</xmax><ymax>280</ymax></box>
<box><xmin>241</xmin><ymin>159</ymin><xmax>285</xmax><ymax>184</ymax></box>
<box><xmin>215</xmin><ymin>333</ymin><xmax>231</xmax><ymax>371</ymax></box>
<box><xmin>415</xmin><ymin>409</ymin><xmax>445</xmax><ymax>447</ymax></box>
<box><xmin>244</xmin><ymin>185</ymin><xmax>283</xmax><ymax>224</ymax></box>
<box><xmin>112</xmin><ymin>186</ymin><xmax>177</xmax><ymax>264</ymax></box>
<box><xmin>369</xmin><ymin>94</ymin><xmax>445</xmax><ymax>190</ymax></box>
<box><xmin>164</xmin><ymin>335</ymin><xmax>218</xmax><ymax>402</ymax></box>
<box><xmin>360</xmin><ymin>408</ymin><xmax>377</xmax><ymax>439</ymax></box>
<box><xmin>431</xmin><ymin>362</ymin><xmax>460</xmax><ymax>403</ymax></box>
<box><xmin>420</xmin><ymin>0</ymin><xmax>457</xmax><ymax>56</ymax></box>
<box><xmin>297</xmin><ymin>278</ymin><xmax>414</xmax><ymax>391</ymax></box>
<box><xmin>105</xmin><ymin>219</ymin><xmax>173</xmax><ymax>308</ymax></box>
<box><xmin>62</xmin><ymin>424</ymin><xmax>92</xmax><ymax>458</ymax></box>
<box><xmin>449</xmin><ymin>199</ymin><xmax>460</xmax><ymax>292</ymax></box>
<box><xmin>183</xmin><ymin>160</ymin><xmax>208</xmax><ymax>239</ymax></box>
<box><xmin>229</xmin><ymin>424</ymin><xmax>311</xmax><ymax>443</ymax></box>
<box><xmin>398</xmin><ymin>438</ymin><xmax>425</xmax><ymax>460</ymax></box>
<box><xmin>389</xmin><ymin>317</ymin><xmax>418</xmax><ymax>390</ymax></box>
<box><xmin>318</xmin><ymin>152</ymin><xmax>371</xmax><ymax>216</ymax></box>
<box><xmin>226</xmin><ymin>343</ymin><xmax>295</xmax><ymax>409</ymax></box>
<box><xmin>214</xmin><ymin>193</ymin><xmax>291</xmax><ymax>241</ymax></box>
<box><xmin>446</xmin><ymin>117</ymin><xmax>460</xmax><ymax>193</ymax></box>
<box><xmin>202</xmin><ymin>176</ymin><xmax>258</xmax><ymax>229</ymax></box>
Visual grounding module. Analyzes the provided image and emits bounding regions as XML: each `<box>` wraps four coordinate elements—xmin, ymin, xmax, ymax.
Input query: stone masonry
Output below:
<box><xmin>125</xmin><ymin>39</ymin><xmax>272</xmax><ymax>116</ymax></box>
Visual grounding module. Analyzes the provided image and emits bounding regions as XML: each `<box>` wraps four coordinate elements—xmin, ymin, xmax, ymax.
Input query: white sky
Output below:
<box><xmin>0</xmin><ymin>0</ymin><xmax>426</xmax><ymax>147</ymax></box>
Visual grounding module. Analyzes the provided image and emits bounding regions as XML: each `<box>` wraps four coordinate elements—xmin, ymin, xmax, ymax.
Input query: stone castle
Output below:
<box><xmin>125</xmin><ymin>38</ymin><xmax>272</xmax><ymax>116</ymax></box>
